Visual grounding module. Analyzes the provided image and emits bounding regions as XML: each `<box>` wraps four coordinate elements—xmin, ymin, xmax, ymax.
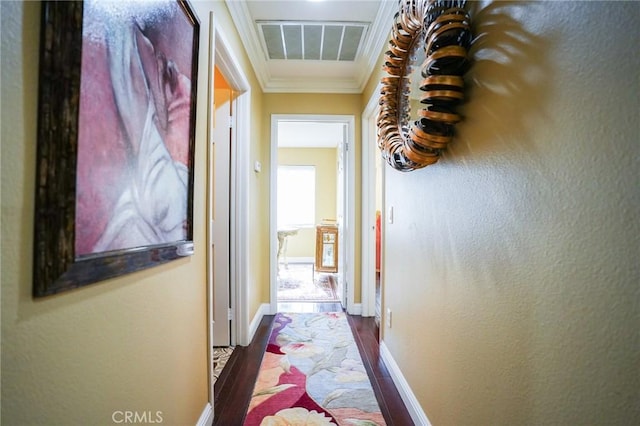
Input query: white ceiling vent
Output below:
<box><xmin>258</xmin><ymin>21</ymin><xmax>368</xmax><ymax>61</ymax></box>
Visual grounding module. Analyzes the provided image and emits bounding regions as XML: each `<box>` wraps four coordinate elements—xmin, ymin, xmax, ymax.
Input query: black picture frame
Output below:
<box><xmin>33</xmin><ymin>1</ymin><xmax>200</xmax><ymax>297</ymax></box>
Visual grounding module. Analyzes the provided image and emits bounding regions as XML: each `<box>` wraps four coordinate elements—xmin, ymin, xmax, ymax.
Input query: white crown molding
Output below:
<box><xmin>227</xmin><ymin>0</ymin><xmax>394</xmax><ymax>94</ymax></box>
<box><xmin>356</xmin><ymin>0</ymin><xmax>396</xmax><ymax>91</ymax></box>
<box><xmin>225</xmin><ymin>0</ymin><xmax>270</xmax><ymax>92</ymax></box>
<box><xmin>263</xmin><ymin>77</ymin><xmax>363</xmax><ymax>94</ymax></box>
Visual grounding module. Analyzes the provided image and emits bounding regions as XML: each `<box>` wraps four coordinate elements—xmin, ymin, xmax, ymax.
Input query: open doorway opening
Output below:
<box><xmin>205</xmin><ymin>16</ymin><xmax>252</xmax><ymax>416</ymax></box>
<box><xmin>362</xmin><ymin>87</ymin><xmax>384</xmax><ymax>332</ymax></box>
<box><xmin>210</xmin><ymin>66</ymin><xmax>234</xmax><ymax>348</ymax></box>
<box><xmin>270</xmin><ymin>115</ymin><xmax>355</xmax><ymax>314</ymax></box>
<box><xmin>277</xmin><ymin>161</ymin><xmax>340</xmax><ymax>302</ymax></box>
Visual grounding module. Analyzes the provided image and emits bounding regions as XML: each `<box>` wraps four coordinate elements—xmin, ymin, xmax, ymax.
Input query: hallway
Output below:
<box><xmin>2</xmin><ymin>2</ymin><xmax>638</xmax><ymax>425</ymax></box>
<box><xmin>213</xmin><ymin>304</ymin><xmax>413</xmax><ymax>425</ymax></box>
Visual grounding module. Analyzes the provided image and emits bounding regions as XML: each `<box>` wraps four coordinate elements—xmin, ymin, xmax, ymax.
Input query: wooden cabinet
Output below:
<box><xmin>315</xmin><ymin>225</ymin><xmax>338</xmax><ymax>273</ymax></box>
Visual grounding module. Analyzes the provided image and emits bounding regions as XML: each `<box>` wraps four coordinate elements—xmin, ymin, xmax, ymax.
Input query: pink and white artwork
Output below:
<box><xmin>75</xmin><ymin>0</ymin><xmax>196</xmax><ymax>256</ymax></box>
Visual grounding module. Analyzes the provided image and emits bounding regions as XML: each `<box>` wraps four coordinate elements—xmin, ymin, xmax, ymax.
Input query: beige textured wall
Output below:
<box><xmin>371</xmin><ymin>1</ymin><xmax>640</xmax><ymax>424</ymax></box>
<box><xmin>0</xmin><ymin>1</ymin><xmax>215</xmax><ymax>424</ymax></box>
<box><xmin>278</xmin><ymin>148</ymin><xmax>338</xmax><ymax>258</ymax></box>
<box><xmin>263</xmin><ymin>93</ymin><xmax>362</xmax><ymax>302</ymax></box>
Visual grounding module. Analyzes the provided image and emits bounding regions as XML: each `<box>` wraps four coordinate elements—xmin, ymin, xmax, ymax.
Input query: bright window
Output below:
<box><xmin>277</xmin><ymin>166</ymin><xmax>315</xmax><ymax>228</ymax></box>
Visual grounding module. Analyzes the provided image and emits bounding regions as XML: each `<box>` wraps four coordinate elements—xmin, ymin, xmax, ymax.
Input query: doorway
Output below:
<box><xmin>270</xmin><ymin>115</ymin><xmax>355</xmax><ymax>314</ymax></box>
<box><xmin>362</xmin><ymin>87</ymin><xmax>384</xmax><ymax>327</ymax></box>
<box><xmin>205</xmin><ymin>14</ymin><xmax>252</xmax><ymax>412</ymax></box>
<box><xmin>210</xmin><ymin>67</ymin><xmax>233</xmax><ymax>346</ymax></box>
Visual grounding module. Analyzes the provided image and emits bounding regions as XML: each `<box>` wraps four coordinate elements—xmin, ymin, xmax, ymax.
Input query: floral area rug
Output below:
<box><xmin>244</xmin><ymin>312</ymin><xmax>386</xmax><ymax>425</ymax></box>
<box><xmin>278</xmin><ymin>263</ymin><xmax>339</xmax><ymax>302</ymax></box>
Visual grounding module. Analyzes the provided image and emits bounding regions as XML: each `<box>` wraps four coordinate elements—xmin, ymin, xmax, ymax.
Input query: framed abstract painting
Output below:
<box><xmin>33</xmin><ymin>0</ymin><xmax>200</xmax><ymax>297</ymax></box>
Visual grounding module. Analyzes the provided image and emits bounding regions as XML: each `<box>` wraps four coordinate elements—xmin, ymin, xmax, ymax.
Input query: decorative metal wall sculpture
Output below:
<box><xmin>377</xmin><ymin>0</ymin><xmax>472</xmax><ymax>171</ymax></box>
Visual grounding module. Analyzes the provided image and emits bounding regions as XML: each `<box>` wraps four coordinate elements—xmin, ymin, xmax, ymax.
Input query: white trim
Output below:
<box><xmin>270</xmin><ymin>115</ymin><xmax>356</xmax><ymax>314</ymax></box>
<box><xmin>195</xmin><ymin>403</ymin><xmax>214</xmax><ymax>426</ymax></box>
<box><xmin>269</xmin><ymin>117</ymin><xmax>279</xmax><ymax>314</ymax></box>
<box><xmin>345</xmin><ymin>116</ymin><xmax>356</xmax><ymax>315</ymax></box>
<box><xmin>249</xmin><ymin>303</ymin><xmax>272</xmax><ymax>340</ymax></box>
<box><xmin>205</xmin><ymin>11</ymin><xmax>216</xmax><ymax>407</ymax></box>
<box><xmin>380</xmin><ymin>341</ymin><xmax>432</xmax><ymax>426</ymax></box>
<box><xmin>233</xmin><ymin>90</ymin><xmax>251</xmax><ymax>346</ymax></box>
<box><xmin>349</xmin><ymin>303</ymin><xmax>362</xmax><ymax>316</ymax></box>
<box><xmin>225</xmin><ymin>0</ymin><xmax>269</xmax><ymax>90</ymax></box>
<box><xmin>356</xmin><ymin>0</ymin><xmax>396</xmax><ymax>92</ymax></box>
<box><xmin>214</xmin><ymin>28</ymin><xmax>250</xmax><ymax>91</ymax></box>
<box><xmin>360</xmin><ymin>84</ymin><xmax>381</xmax><ymax>317</ymax></box>
<box><xmin>262</xmin><ymin>77</ymin><xmax>363</xmax><ymax>94</ymax></box>
<box><xmin>206</xmin><ymin>16</ymin><xmax>252</xmax><ymax>416</ymax></box>
<box><xmin>213</xmin><ymin>23</ymin><xmax>252</xmax><ymax>348</ymax></box>
<box><xmin>225</xmin><ymin>0</ymin><xmax>394</xmax><ymax>94</ymax></box>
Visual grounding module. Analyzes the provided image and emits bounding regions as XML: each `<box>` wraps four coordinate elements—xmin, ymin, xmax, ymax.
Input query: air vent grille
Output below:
<box><xmin>258</xmin><ymin>21</ymin><xmax>367</xmax><ymax>61</ymax></box>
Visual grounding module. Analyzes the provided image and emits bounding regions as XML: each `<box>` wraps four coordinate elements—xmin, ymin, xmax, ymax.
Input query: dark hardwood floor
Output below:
<box><xmin>213</xmin><ymin>302</ymin><xmax>414</xmax><ymax>425</ymax></box>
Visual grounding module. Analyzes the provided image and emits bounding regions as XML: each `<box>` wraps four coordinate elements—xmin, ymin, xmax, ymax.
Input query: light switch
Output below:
<box><xmin>388</xmin><ymin>206</ymin><xmax>394</xmax><ymax>224</ymax></box>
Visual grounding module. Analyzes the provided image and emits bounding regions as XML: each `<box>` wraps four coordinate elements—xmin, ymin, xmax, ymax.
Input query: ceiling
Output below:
<box><xmin>225</xmin><ymin>0</ymin><xmax>396</xmax><ymax>94</ymax></box>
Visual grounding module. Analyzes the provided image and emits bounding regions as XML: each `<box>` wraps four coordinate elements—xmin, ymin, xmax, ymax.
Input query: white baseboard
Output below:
<box><xmin>347</xmin><ymin>303</ymin><xmax>362</xmax><ymax>315</ymax></box>
<box><xmin>196</xmin><ymin>402</ymin><xmax>213</xmax><ymax>426</ymax></box>
<box><xmin>380</xmin><ymin>341</ymin><xmax>431</xmax><ymax>426</ymax></box>
<box><xmin>248</xmin><ymin>303</ymin><xmax>271</xmax><ymax>343</ymax></box>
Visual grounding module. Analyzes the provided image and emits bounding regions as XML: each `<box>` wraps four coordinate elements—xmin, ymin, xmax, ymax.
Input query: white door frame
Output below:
<box><xmin>206</xmin><ymin>14</ymin><xmax>252</xmax><ymax>406</ymax></box>
<box><xmin>269</xmin><ymin>114</ymin><xmax>356</xmax><ymax>314</ymax></box>
<box><xmin>213</xmin><ymin>22</ymin><xmax>251</xmax><ymax>347</ymax></box>
<box><xmin>361</xmin><ymin>85</ymin><xmax>382</xmax><ymax>317</ymax></box>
